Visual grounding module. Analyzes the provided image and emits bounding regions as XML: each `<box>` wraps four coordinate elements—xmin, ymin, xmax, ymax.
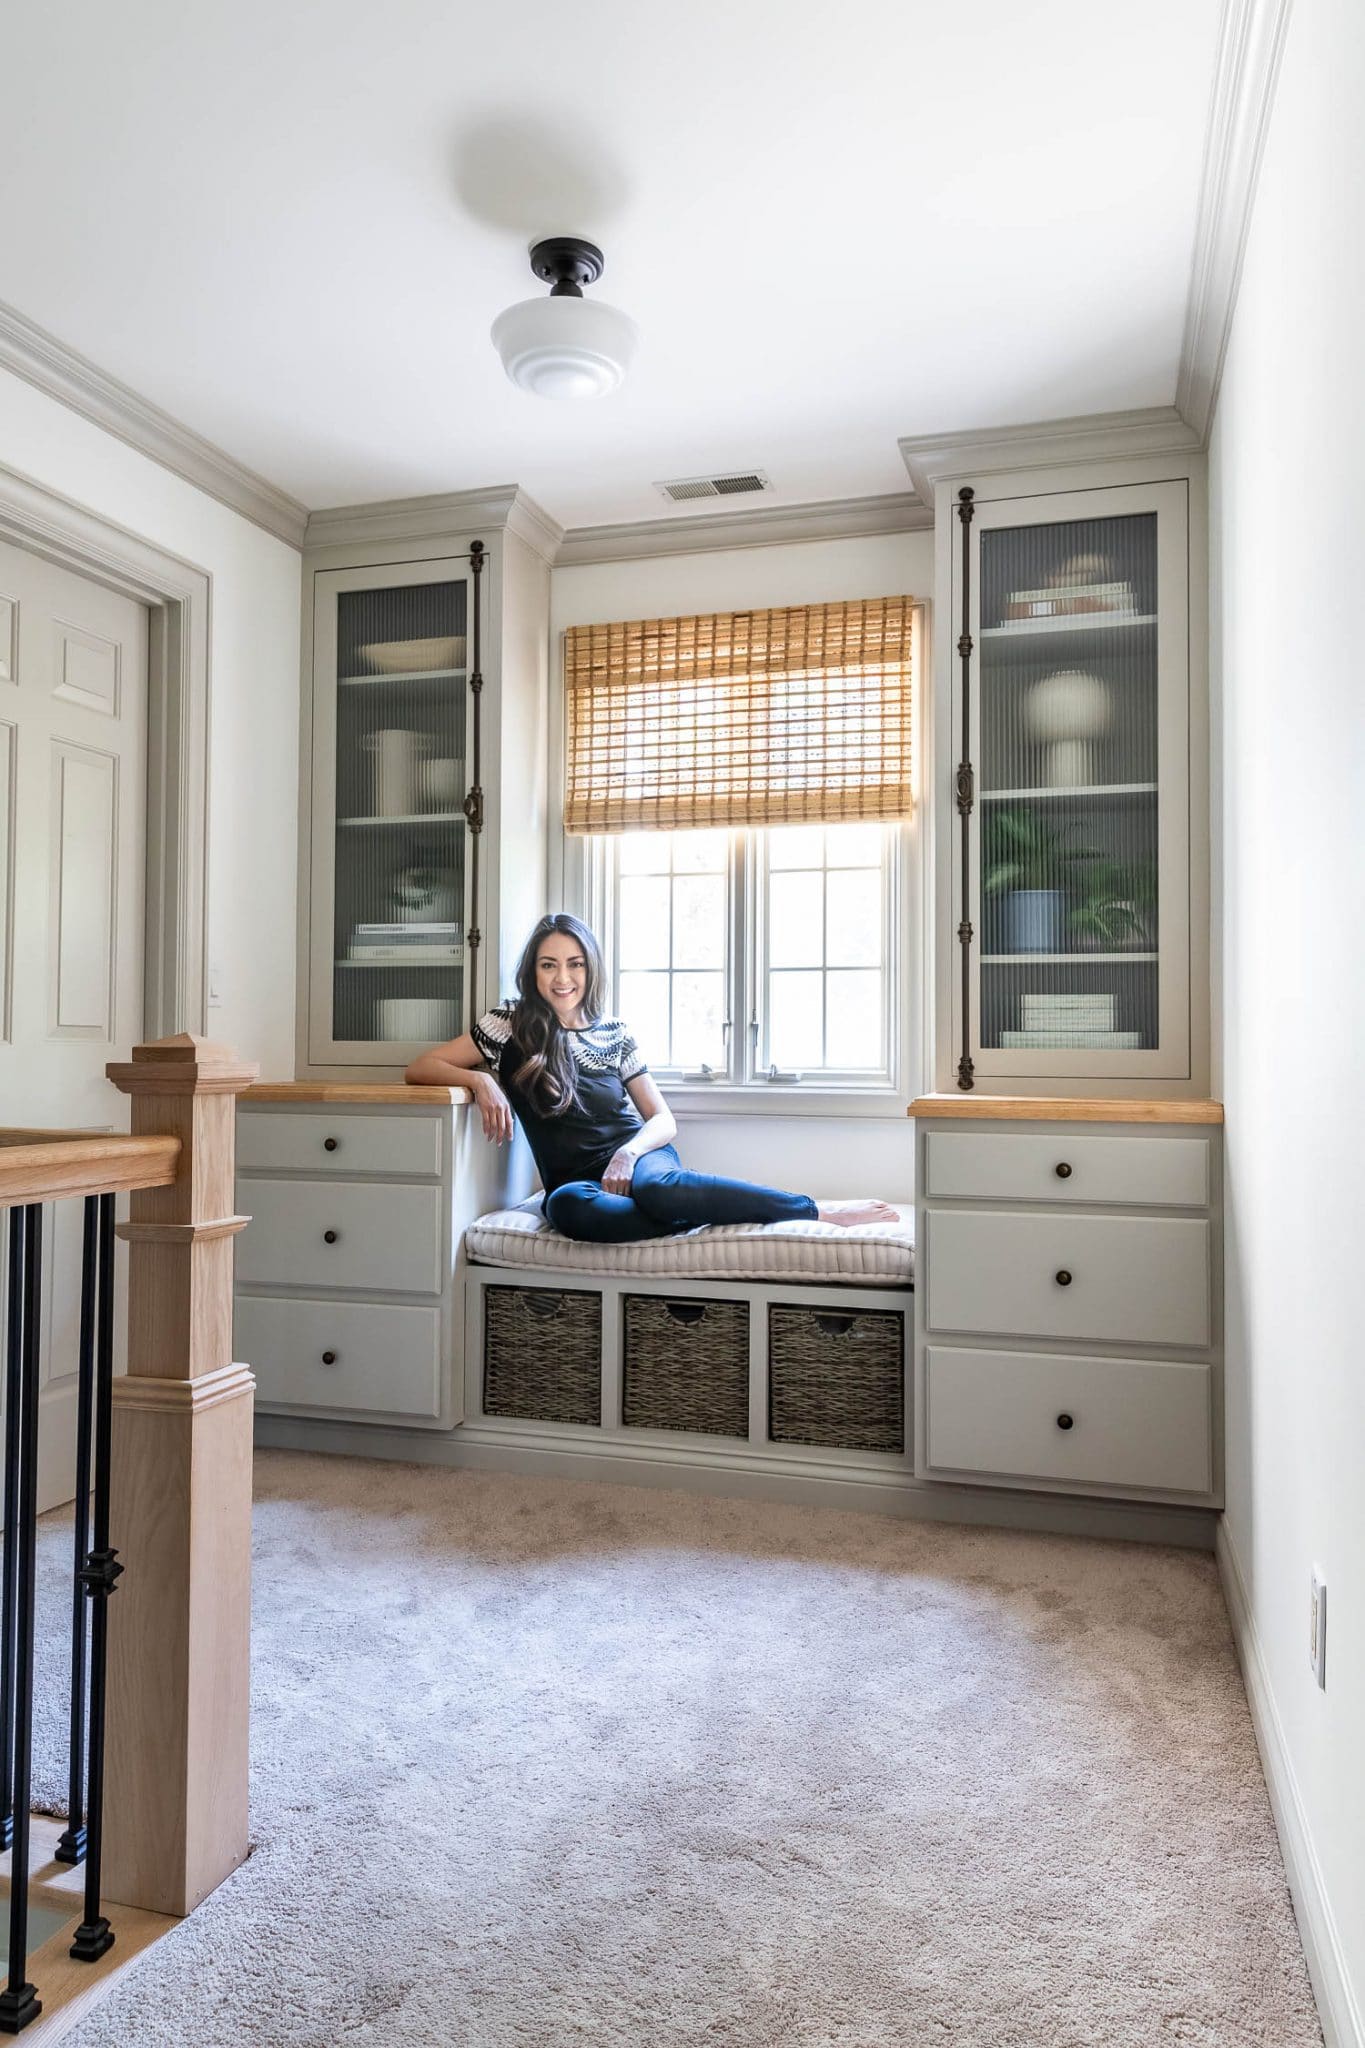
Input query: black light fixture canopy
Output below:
<box><xmin>529</xmin><ymin>237</ymin><xmax>605</xmax><ymax>298</ymax></box>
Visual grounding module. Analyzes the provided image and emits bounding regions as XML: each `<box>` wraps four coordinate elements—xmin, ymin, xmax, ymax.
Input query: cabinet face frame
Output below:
<box><xmin>305</xmin><ymin>554</ymin><xmax>479</xmax><ymax>1072</ymax></box>
<box><xmin>947</xmin><ymin>476</ymin><xmax>1194</xmax><ymax>1087</ymax></box>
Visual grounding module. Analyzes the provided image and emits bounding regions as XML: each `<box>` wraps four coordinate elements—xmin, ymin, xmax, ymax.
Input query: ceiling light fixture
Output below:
<box><xmin>491</xmin><ymin>238</ymin><xmax>638</xmax><ymax>400</ymax></box>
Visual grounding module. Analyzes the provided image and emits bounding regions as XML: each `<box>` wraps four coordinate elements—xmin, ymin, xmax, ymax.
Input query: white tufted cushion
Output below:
<box><xmin>465</xmin><ymin>1198</ymin><xmax>914</xmax><ymax>1286</ymax></box>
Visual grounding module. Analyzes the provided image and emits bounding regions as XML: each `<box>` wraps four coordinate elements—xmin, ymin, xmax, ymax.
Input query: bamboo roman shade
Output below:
<box><xmin>563</xmin><ymin>596</ymin><xmax>915</xmax><ymax>835</ymax></box>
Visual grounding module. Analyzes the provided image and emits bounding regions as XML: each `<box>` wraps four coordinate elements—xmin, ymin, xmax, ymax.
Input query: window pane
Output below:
<box><xmin>673</xmin><ymin>972</ymin><xmax>727</xmax><ymax>1069</ymax></box>
<box><xmin>766</xmin><ymin>824</ymin><xmax>825</xmax><ymax>869</ymax></box>
<box><xmin>619</xmin><ymin>875</ymin><xmax>671</xmax><ymax>969</ymax></box>
<box><xmin>673</xmin><ymin>874</ymin><xmax>726</xmax><ymax>969</ymax></box>
<box><xmin>769</xmin><ymin>970</ymin><xmax>824</xmax><ymax>1068</ymax></box>
<box><xmin>826</xmin><ymin>868</ymin><xmax>882</xmax><ymax>967</ymax></box>
<box><xmin>618</xmin><ymin>831</ymin><xmax>670</xmax><ymax>875</ymax></box>
<box><xmin>618</xmin><ymin>972</ymin><xmax>671</xmax><ymax>1067</ymax></box>
<box><xmin>825</xmin><ymin>822</ymin><xmax>887</xmax><ymax>867</ymax></box>
<box><xmin>768</xmin><ymin>870</ymin><xmax>823</xmax><ymax>968</ymax></box>
<box><xmin>826</xmin><ymin>970</ymin><xmax>884</xmax><ymax>1067</ymax></box>
<box><xmin>670</xmin><ymin>828</ymin><xmax>729</xmax><ymax>873</ymax></box>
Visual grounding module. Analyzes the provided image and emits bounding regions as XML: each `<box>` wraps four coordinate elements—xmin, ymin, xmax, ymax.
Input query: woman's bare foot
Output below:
<box><xmin>815</xmin><ymin>1199</ymin><xmax>901</xmax><ymax>1228</ymax></box>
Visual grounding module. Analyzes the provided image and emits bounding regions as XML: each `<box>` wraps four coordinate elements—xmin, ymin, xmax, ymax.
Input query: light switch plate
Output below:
<box><xmin>1310</xmin><ymin>1567</ymin><xmax>1327</xmax><ymax>1688</ymax></box>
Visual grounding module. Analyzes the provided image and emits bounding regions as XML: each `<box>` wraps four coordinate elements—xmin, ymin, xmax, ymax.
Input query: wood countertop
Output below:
<box><xmin>908</xmin><ymin>1095</ymin><xmax>1224</xmax><ymax>1125</ymax></box>
<box><xmin>241</xmin><ymin>1083</ymin><xmax>473</xmax><ymax>1105</ymax></box>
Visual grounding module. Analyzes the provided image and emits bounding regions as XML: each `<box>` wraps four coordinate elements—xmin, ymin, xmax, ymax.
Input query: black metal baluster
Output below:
<box><xmin>70</xmin><ymin>1193</ymin><xmax>118</xmax><ymax>1963</ymax></box>
<box><xmin>0</xmin><ymin>1211</ymin><xmax>25</xmax><ymax>1854</ymax></box>
<box><xmin>0</xmin><ymin>1205</ymin><xmax>45</xmax><ymax>2033</ymax></box>
<box><xmin>56</xmin><ymin>1199</ymin><xmax>99</xmax><ymax>1867</ymax></box>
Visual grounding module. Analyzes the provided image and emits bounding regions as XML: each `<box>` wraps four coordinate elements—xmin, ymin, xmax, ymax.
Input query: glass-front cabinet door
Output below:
<box><xmin>956</xmin><ymin>481</ymin><xmax>1190</xmax><ymax>1082</ymax></box>
<box><xmin>308</xmin><ymin>558</ymin><xmax>477</xmax><ymax>1066</ymax></box>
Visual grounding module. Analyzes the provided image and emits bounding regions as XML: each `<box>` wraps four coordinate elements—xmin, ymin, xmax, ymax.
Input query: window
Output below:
<box><xmin>596</xmin><ymin>820</ymin><xmax>899</xmax><ymax>1087</ymax></box>
<box><xmin>565</xmin><ymin>595</ymin><xmax>916</xmax><ymax>1093</ymax></box>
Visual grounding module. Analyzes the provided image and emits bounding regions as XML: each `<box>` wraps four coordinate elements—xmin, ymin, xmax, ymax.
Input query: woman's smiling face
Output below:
<box><xmin>536</xmin><ymin>933</ymin><xmax>588</xmax><ymax>1024</ymax></box>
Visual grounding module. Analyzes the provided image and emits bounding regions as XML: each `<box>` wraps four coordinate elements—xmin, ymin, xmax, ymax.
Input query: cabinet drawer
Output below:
<box><xmin>924</xmin><ymin>1209</ymin><xmax>1210</xmax><ymax>1349</ymax></box>
<box><xmin>925</xmin><ymin>1344</ymin><xmax>1212</xmax><ymax>1495</ymax></box>
<box><xmin>923</xmin><ymin>1130</ymin><xmax>1208</xmax><ymax>1208</ymax></box>
<box><xmin>236</xmin><ymin>1110</ymin><xmax>442</xmax><ymax>1179</ymax></box>
<box><xmin>236</xmin><ymin>1295</ymin><xmax>442</xmax><ymax>1418</ymax></box>
<box><xmin>236</xmin><ymin>1179</ymin><xmax>445</xmax><ymax>1296</ymax></box>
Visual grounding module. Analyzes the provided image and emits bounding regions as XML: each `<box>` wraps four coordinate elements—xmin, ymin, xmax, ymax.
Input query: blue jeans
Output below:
<box><xmin>544</xmin><ymin>1144</ymin><xmax>818</xmax><ymax>1244</ymax></box>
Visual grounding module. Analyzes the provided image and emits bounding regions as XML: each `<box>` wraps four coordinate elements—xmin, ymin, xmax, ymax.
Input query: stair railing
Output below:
<box><xmin>0</xmin><ymin>1034</ymin><xmax>257</xmax><ymax>2033</ymax></box>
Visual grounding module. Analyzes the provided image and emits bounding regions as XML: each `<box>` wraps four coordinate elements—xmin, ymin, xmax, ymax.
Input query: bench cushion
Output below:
<box><xmin>465</xmin><ymin>1198</ymin><xmax>914</xmax><ymax>1286</ymax></box>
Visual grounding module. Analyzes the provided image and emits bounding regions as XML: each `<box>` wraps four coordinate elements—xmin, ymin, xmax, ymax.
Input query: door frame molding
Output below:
<box><xmin>0</xmin><ymin>459</ymin><xmax>209</xmax><ymax>1038</ymax></box>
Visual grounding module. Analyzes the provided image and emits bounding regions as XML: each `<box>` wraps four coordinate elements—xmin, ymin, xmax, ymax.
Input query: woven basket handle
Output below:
<box><xmin>522</xmin><ymin>1292</ymin><xmax>565</xmax><ymax>1320</ymax></box>
<box><xmin>664</xmin><ymin>1301</ymin><xmax>707</xmax><ymax>1327</ymax></box>
<box><xmin>813</xmin><ymin>1312</ymin><xmax>855</xmax><ymax>1338</ymax></box>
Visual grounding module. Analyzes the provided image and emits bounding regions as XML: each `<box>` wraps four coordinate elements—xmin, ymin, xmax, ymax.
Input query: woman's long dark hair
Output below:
<box><xmin>507</xmin><ymin>912</ymin><xmax>606</xmax><ymax>1116</ymax></box>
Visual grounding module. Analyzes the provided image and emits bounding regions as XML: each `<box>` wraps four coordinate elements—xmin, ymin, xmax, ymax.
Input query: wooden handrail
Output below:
<box><xmin>0</xmin><ymin>1133</ymin><xmax>181</xmax><ymax>1206</ymax></box>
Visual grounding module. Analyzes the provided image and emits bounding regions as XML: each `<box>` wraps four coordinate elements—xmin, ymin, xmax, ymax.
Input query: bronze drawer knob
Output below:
<box><xmin>1056</xmin><ymin>1412</ymin><xmax>1075</xmax><ymax>1431</ymax></box>
<box><xmin>1054</xmin><ymin>1161</ymin><xmax>1072</xmax><ymax>1179</ymax></box>
<box><xmin>321</xmin><ymin>1350</ymin><xmax>337</xmax><ymax>1365</ymax></box>
<box><xmin>324</xmin><ymin>1136</ymin><xmax>339</xmax><ymax>1152</ymax></box>
<box><xmin>323</xmin><ymin>1229</ymin><xmax>339</xmax><ymax>1245</ymax></box>
<box><xmin>1055</xmin><ymin>1269</ymin><xmax>1072</xmax><ymax>1287</ymax></box>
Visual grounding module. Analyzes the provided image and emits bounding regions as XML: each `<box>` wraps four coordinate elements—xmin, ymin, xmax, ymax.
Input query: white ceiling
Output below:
<box><xmin>2</xmin><ymin>0</ymin><xmax>1222</xmax><ymax>531</ymax></box>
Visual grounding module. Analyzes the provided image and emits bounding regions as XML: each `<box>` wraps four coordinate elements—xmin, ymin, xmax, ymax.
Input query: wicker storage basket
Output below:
<box><xmin>622</xmin><ymin>1294</ymin><xmax>749</xmax><ymax>1437</ymax></box>
<box><xmin>768</xmin><ymin>1303</ymin><xmax>904</xmax><ymax>1452</ymax></box>
<box><xmin>483</xmin><ymin>1284</ymin><xmax>601</xmax><ymax>1426</ymax></box>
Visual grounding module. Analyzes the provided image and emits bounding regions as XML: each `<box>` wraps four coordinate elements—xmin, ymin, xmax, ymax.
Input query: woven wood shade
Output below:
<box><xmin>563</xmin><ymin>597</ymin><xmax>915</xmax><ymax>835</ymax></box>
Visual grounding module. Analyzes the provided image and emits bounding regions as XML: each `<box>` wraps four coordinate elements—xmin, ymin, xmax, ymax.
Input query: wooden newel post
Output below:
<box><xmin>102</xmin><ymin>1033</ymin><xmax>259</xmax><ymax>1917</ymax></box>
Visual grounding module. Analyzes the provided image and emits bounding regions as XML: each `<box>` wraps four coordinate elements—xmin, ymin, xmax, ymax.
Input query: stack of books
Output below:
<box><xmin>1002</xmin><ymin>581</ymin><xmax>1138</xmax><ymax>621</ymax></box>
<box><xmin>1002</xmin><ymin>992</ymin><xmax>1140</xmax><ymax>1050</ymax></box>
<box><xmin>347</xmin><ymin>922</ymin><xmax>463</xmax><ymax>965</ymax></box>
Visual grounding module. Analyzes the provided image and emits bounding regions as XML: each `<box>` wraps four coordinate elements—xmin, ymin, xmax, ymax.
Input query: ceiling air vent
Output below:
<box><xmin>656</xmin><ymin>470</ymin><xmax>772</xmax><ymax>503</ymax></box>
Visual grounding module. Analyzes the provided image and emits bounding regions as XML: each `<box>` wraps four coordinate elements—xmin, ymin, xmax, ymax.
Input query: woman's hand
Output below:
<box><xmin>471</xmin><ymin>1073</ymin><xmax>515</xmax><ymax>1145</ymax></box>
<box><xmin>602</xmin><ymin>1147</ymin><xmax>637</xmax><ymax>1195</ymax></box>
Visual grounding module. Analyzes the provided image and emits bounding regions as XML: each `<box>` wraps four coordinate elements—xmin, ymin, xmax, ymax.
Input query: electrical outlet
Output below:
<box><xmin>1310</xmin><ymin>1567</ymin><xmax>1327</xmax><ymax>1689</ymax></box>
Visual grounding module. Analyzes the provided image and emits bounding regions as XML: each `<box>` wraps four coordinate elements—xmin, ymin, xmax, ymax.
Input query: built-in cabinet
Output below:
<box><xmin>908</xmin><ymin>429</ymin><xmax>1208</xmax><ymax>1098</ymax></box>
<box><xmin>297</xmin><ymin>489</ymin><xmax>555</xmax><ymax>1080</ymax></box>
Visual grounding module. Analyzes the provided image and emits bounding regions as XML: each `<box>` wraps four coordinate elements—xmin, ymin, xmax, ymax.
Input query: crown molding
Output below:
<box><xmin>555</xmin><ymin>491</ymin><xmax>928</xmax><ymax>567</ymax></box>
<box><xmin>304</xmin><ymin>484</ymin><xmax>564</xmax><ymax>563</ymax></box>
<box><xmin>1176</xmin><ymin>0</ymin><xmax>1293</xmax><ymax>442</ymax></box>
<box><xmin>0</xmin><ymin>298</ymin><xmax>308</xmax><ymax>549</ymax></box>
<box><xmin>898</xmin><ymin>406</ymin><xmax>1203</xmax><ymax>505</ymax></box>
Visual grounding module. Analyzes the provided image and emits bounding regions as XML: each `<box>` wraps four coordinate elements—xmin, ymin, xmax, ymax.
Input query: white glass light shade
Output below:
<box><xmin>490</xmin><ymin>294</ymin><xmax>639</xmax><ymax>399</ymax></box>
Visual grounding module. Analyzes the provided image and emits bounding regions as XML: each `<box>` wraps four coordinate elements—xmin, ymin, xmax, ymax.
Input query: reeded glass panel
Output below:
<box><xmin>332</xmin><ymin>582</ymin><xmax>468</xmax><ymax>1046</ymax></box>
<box><xmin>977</xmin><ymin>514</ymin><xmax>1158</xmax><ymax>1053</ymax></box>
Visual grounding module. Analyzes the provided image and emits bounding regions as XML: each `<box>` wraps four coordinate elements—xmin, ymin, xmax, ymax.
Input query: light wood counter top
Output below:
<box><xmin>242</xmin><ymin>1082</ymin><xmax>473</xmax><ymax>1105</ymax></box>
<box><xmin>909</xmin><ymin>1095</ymin><xmax>1224</xmax><ymax>1125</ymax></box>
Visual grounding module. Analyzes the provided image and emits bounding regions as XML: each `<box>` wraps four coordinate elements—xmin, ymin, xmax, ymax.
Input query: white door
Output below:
<box><xmin>0</xmin><ymin>538</ymin><xmax>148</xmax><ymax>1510</ymax></box>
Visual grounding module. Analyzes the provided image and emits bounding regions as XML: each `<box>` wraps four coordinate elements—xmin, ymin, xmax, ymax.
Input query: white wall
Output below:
<box><xmin>548</xmin><ymin>531</ymin><xmax>933</xmax><ymax>1200</ymax></box>
<box><xmin>0</xmin><ymin>367</ymin><xmax>301</xmax><ymax>1078</ymax></box>
<box><xmin>1209</xmin><ymin>0</ymin><xmax>1365</xmax><ymax>2027</ymax></box>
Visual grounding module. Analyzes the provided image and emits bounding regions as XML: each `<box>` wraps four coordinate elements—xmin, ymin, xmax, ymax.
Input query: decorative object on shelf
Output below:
<box><xmin>357</xmin><ymin>636</ymin><xmax>465</xmax><ymax>674</ymax></box>
<box><xmin>348</xmin><ymin>922</ymin><xmax>463</xmax><ymax>965</ymax></box>
<box><xmin>361</xmin><ymin>729</ymin><xmax>431</xmax><ymax>817</ymax></box>
<box><xmin>377</xmin><ymin>997</ymin><xmax>459</xmax><ymax>1042</ymax></box>
<box><xmin>491</xmin><ymin>238</ymin><xmax>638</xmax><ymax>399</ymax></box>
<box><xmin>1068</xmin><ymin>858</ymin><xmax>1157</xmax><ymax>950</ymax></box>
<box><xmin>418</xmin><ymin>757</ymin><xmax>461</xmax><ymax>810</ymax></box>
<box><xmin>1003</xmin><ymin>554</ymin><xmax>1137</xmax><ymax>623</ymax></box>
<box><xmin>392</xmin><ymin>861</ymin><xmax>460</xmax><ymax>925</ymax></box>
<box><xmin>982</xmin><ymin>808</ymin><xmax>1099</xmax><ymax>954</ymax></box>
<box><xmin>1024</xmin><ymin>669</ymin><xmax>1113</xmax><ymax>787</ymax></box>
<box><xmin>1021</xmin><ymin>992</ymin><xmax>1116</xmax><ymax>1033</ymax></box>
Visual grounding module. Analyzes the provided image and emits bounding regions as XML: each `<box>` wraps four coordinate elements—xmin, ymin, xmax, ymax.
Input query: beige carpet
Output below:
<box><xmin>20</xmin><ymin>1451</ymin><xmax>1321</xmax><ymax>2047</ymax></box>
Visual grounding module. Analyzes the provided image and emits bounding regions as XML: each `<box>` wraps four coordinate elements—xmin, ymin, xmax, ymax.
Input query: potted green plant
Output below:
<box><xmin>1068</xmin><ymin>858</ymin><xmax>1158</xmax><ymax>950</ymax></box>
<box><xmin>982</xmin><ymin>808</ymin><xmax>1100</xmax><ymax>953</ymax></box>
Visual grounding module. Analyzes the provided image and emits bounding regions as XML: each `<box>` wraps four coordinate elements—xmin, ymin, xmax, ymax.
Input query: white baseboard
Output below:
<box><xmin>1217</xmin><ymin>1523</ymin><xmax>1363</xmax><ymax>2048</ymax></box>
<box><xmin>254</xmin><ymin>1411</ymin><xmax>1218</xmax><ymax>1549</ymax></box>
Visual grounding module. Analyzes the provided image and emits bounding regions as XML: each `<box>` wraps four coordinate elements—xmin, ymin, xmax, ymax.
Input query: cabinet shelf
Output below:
<box><xmin>337</xmin><ymin>813</ymin><xmax>467</xmax><ymax>829</ymax></box>
<box><xmin>981</xmin><ymin>953</ymin><xmax>1158</xmax><ymax>966</ymax></box>
<box><xmin>980</xmin><ymin>783</ymin><xmax>1157</xmax><ymax>803</ymax></box>
<box><xmin>980</xmin><ymin>616</ymin><xmax>1156</xmax><ymax>666</ymax></box>
<box><xmin>337</xmin><ymin>668</ymin><xmax>467</xmax><ymax>689</ymax></box>
<box><xmin>335</xmin><ymin>959</ymin><xmax>461</xmax><ymax>970</ymax></box>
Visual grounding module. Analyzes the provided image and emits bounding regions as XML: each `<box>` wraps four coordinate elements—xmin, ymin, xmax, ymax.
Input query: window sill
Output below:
<box><xmin>663</xmin><ymin>1085</ymin><xmax>911</xmax><ymax>1121</ymax></box>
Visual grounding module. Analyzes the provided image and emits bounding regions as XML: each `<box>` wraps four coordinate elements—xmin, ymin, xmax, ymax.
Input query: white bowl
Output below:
<box><xmin>358</xmin><ymin>635</ymin><xmax>466</xmax><ymax>675</ymax></box>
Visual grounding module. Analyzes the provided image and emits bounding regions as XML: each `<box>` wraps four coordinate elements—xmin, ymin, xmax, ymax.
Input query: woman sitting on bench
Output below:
<box><xmin>405</xmin><ymin>911</ymin><xmax>896</xmax><ymax>1245</ymax></box>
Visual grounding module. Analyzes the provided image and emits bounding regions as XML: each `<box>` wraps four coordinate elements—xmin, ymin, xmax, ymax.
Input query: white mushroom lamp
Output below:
<box><xmin>1024</xmin><ymin>669</ymin><xmax>1113</xmax><ymax>788</ymax></box>
<box><xmin>491</xmin><ymin>237</ymin><xmax>638</xmax><ymax>400</ymax></box>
